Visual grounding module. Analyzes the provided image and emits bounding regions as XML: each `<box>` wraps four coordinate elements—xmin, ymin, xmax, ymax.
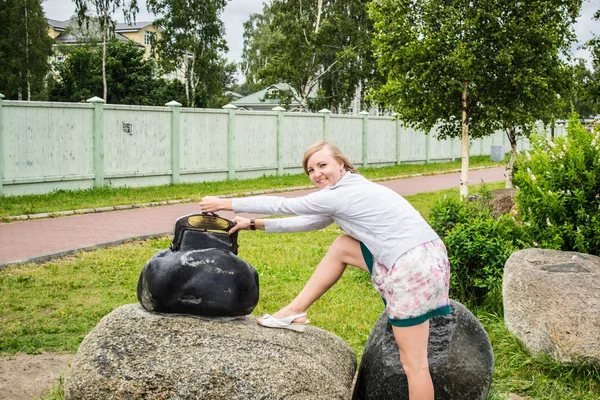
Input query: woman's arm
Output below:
<box><xmin>199</xmin><ymin>196</ymin><xmax>232</xmax><ymax>213</ymax></box>
<box><xmin>265</xmin><ymin>214</ymin><xmax>333</xmax><ymax>233</ymax></box>
<box><xmin>232</xmin><ymin>191</ymin><xmax>336</xmax><ymax>216</ymax></box>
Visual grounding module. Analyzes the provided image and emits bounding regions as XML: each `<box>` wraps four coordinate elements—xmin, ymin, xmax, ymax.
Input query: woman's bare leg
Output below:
<box><xmin>261</xmin><ymin>235</ymin><xmax>368</xmax><ymax>323</ymax></box>
<box><xmin>392</xmin><ymin>321</ymin><xmax>434</xmax><ymax>400</ymax></box>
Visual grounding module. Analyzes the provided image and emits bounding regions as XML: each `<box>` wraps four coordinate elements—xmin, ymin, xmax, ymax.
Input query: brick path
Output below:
<box><xmin>0</xmin><ymin>167</ymin><xmax>505</xmax><ymax>268</ymax></box>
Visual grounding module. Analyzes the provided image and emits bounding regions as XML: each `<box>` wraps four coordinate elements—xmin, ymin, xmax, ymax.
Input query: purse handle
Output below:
<box><xmin>170</xmin><ymin>212</ymin><xmax>238</xmax><ymax>254</ymax></box>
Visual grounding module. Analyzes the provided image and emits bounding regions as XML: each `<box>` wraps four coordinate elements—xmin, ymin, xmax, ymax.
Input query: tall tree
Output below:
<box><xmin>47</xmin><ymin>38</ymin><xmax>187</xmax><ymax>106</ymax></box>
<box><xmin>479</xmin><ymin>0</ymin><xmax>579</xmax><ymax>188</ymax></box>
<box><xmin>369</xmin><ymin>0</ymin><xmax>580</xmax><ymax>197</ymax></box>
<box><xmin>241</xmin><ymin>5</ymin><xmax>275</xmax><ymax>94</ymax></box>
<box><xmin>586</xmin><ymin>9</ymin><xmax>600</xmax><ymax>116</ymax></box>
<box><xmin>242</xmin><ymin>0</ymin><xmax>379</xmax><ymax>112</ymax></box>
<box><xmin>146</xmin><ymin>0</ymin><xmax>229</xmax><ymax>108</ymax></box>
<box><xmin>0</xmin><ymin>0</ymin><xmax>53</xmax><ymax>100</ymax></box>
<box><xmin>74</xmin><ymin>0</ymin><xmax>139</xmax><ymax>103</ymax></box>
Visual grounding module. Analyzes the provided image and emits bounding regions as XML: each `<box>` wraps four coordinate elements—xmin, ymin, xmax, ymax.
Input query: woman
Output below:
<box><xmin>200</xmin><ymin>139</ymin><xmax>450</xmax><ymax>400</ymax></box>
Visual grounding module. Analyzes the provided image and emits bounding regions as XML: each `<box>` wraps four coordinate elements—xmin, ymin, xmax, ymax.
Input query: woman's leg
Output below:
<box><xmin>392</xmin><ymin>321</ymin><xmax>434</xmax><ymax>400</ymax></box>
<box><xmin>264</xmin><ymin>235</ymin><xmax>368</xmax><ymax>322</ymax></box>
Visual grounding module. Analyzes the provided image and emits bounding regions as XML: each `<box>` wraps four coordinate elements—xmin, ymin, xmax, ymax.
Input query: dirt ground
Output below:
<box><xmin>0</xmin><ymin>353</ymin><xmax>73</xmax><ymax>400</ymax></box>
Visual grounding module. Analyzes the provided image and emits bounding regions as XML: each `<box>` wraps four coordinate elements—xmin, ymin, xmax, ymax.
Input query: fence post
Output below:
<box><xmin>394</xmin><ymin>114</ymin><xmax>401</xmax><ymax>166</ymax></box>
<box><xmin>319</xmin><ymin>108</ymin><xmax>331</xmax><ymax>139</ymax></box>
<box><xmin>223</xmin><ymin>104</ymin><xmax>237</xmax><ymax>180</ymax></box>
<box><xmin>87</xmin><ymin>96</ymin><xmax>105</xmax><ymax>188</ymax></box>
<box><xmin>0</xmin><ymin>93</ymin><xmax>4</xmax><ymax>197</ymax></box>
<box><xmin>359</xmin><ymin>111</ymin><xmax>369</xmax><ymax>169</ymax></box>
<box><xmin>273</xmin><ymin>106</ymin><xmax>285</xmax><ymax>176</ymax></box>
<box><xmin>166</xmin><ymin>101</ymin><xmax>182</xmax><ymax>185</ymax></box>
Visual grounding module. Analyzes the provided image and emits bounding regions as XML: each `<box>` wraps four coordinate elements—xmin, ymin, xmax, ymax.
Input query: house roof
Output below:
<box><xmin>114</xmin><ymin>21</ymin><xmax>155</xmax><ymax>32</ymax></box>
<box><xmin>47</xmin><ymin>19</ymin><xmax>155</xmax><ymax>33</ymax></box>
<box><xmin>47</xmin><ymin>18</ymin><xmax>70</xmax><ymax>31</ymax></box>
<box><xmin>47</xmin><ymin>18</ymin><xmax>150</xmax><ymax>47</ymax></box>
<box><xmin>54</xmin><ymin>31</ymin><xmax>134</xmax><ymax>45</ymax></box>
<box><xmin>230</xmin><ymin>83</ymin><xmax>312</xmax><ymax>108</ymax></box>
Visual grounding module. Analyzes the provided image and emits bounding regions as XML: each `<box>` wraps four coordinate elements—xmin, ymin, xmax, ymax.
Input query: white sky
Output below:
<box><xmin>43</xmin><ymin>0</ymin><xmax>600</xmax><ymax>75</ymax></box>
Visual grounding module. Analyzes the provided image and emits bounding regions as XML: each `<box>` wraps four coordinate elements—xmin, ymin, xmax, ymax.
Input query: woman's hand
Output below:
<box><xmin>229</xmin><ymin>217</ymin><xmax>249</xmax><ymax>234</ymax></box>
<box><xmin>229</xmin><ymin>216</ymin><xmax>262</xmax><ymax>234</ymax></box>
<box><xmin>199</xmin><ymin>196</ymin><xmax>231</xmax><ymax>213</ymax></box>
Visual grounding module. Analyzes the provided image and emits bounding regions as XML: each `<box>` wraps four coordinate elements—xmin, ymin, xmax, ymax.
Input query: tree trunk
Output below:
<box><xmin>505</xmin><ymin>127</ymin><xmax>518</xmax><ymax>188</ymax></box>
<box><xmin>24</xmin><ymin>0</ymin><xmax>31</xmax><ymax>101</ymax></box>
<box><xmin>102</xmin><ymin>4</ymin><xmax>108</xmax><ymax>102</ymax></box>
<box><xmin>460</xmin><ymin>81</ymin><xmax>469</xmax><ymax>199</ymax></box>
<box><xmin>315</xmin><ymin>0</ymin><xmax>322</xmax><ymax>33</ymax></box>
<box><xmin>360</xmin><ymin>80</ymin><xmax>366</xmax><ymax>113</ymax></box>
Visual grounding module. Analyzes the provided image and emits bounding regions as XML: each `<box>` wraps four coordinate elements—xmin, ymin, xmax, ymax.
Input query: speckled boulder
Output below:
<box><xmin>503</xmin><ymin>248</ymin><xmax>600</xmax><ymax>365</ymax></box>
<box><xmin>353</xmin><ymin>300</ymin><xmax>493</xmax><ymax>400</ymax></box>
<box><xmin>63</xmin><ymin>304</ymin><xmax>356</xmax><ymax>400</ymax></box>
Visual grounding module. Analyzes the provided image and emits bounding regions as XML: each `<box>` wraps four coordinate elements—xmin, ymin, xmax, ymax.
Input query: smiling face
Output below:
<box><xmin>306</xmin><ymin>147</ymin><xmax>345</xmax><ymax>188</ymax></box>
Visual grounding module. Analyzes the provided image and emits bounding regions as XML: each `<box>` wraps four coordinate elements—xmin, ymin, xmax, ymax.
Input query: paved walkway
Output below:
<box><xmin>0</xmin><ymin>167</ymin><xmax>505</xmax><ymax>268</ymax></box>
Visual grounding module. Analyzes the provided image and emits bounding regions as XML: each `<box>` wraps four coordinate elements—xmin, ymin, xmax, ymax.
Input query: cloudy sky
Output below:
<box><xmin>43</xmin><ymin>0</ymin><xmax>599</xmax><ymax>79</ymax></box>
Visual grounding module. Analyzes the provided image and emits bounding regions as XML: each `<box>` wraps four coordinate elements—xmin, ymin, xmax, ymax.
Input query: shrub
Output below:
<box><xmin>513</xmin><ymin>116</ymin><xmax>600</xmax><ymax>255</ymax></box>
<box><xmin>429</xmin><ymin>190</ymin><xmax>526</xmax><ymax>309</ymax></box>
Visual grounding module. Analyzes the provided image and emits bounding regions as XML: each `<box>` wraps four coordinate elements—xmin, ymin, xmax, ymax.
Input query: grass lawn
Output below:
<box><xmin>1</xmin><ymin>159</ymin><xmax>598</xmax><ymax>399</ymax></box>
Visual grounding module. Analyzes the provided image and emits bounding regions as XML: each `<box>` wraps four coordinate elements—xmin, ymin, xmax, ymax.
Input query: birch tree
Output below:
<box><xmin>74</xmin><ymin>0</ymin><xmax>139</xmax><ymax>103</ymax></box>
<box><xmin>242</xmin><ymin>0</ymin><xmax>378</xmax><ymax>112</ymax></box>
<box><xmin>0</xmin><ymin>0</ymin><xmax>53</xmax><ymax>100</ymax></box>
<box><xmin>146</xmin><ymin>0</ymin><xmax>229</xmax><ymax>108</ymax></box>
<box><xmin>369</xmin><ymin>0</ymin><xmax>580</xmax><ymax>196</ymax></box>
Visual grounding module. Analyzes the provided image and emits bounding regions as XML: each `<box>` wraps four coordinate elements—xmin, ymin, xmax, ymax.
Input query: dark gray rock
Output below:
<box><xmin>63</xmin><ymin>304</ymin><xmax>356</xmax><ymax>400</ymax></box>
<box><xmin>137</xmin><ymin>247</ymin><xmax>259</xmax><ymax>317</ymax></box>
<box><xmin>353</xmin><ymin>300</ymin><xmax>493</xmax><ymax>400</ymax></box>
<box><xmin>503</xmin><ymin>248</ymin><xmax>600</xmax><ymax>365</ymax></box>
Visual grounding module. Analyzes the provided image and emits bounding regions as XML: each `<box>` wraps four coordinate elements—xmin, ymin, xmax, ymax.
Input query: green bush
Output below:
<box><xmin>513</xmin><ymin>117</ymin><xmax>600</xmax><ymax>255</ymax></box>
<box><xmin>429</xmin><ymin>190</ymin><xmax>526</xmax><ymax>309</ymax></box>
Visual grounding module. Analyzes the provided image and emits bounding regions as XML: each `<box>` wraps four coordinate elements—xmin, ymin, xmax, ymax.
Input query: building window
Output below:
<box><xmin>56</xmin><ymin>54</ymin><xmax>65</xmax><ymax>63</ymax></box>
<box><xmin>144</xmin><ymin>30</ymin><xmax>156</xmax><ymax>46</ymax></box>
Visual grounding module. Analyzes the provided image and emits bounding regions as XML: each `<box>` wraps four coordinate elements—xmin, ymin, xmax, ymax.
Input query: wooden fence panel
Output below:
<box><xmin>328</xmin><ymin>115</ymin><xmax>362</xmax><ymax>165</ymax></box>
<box><xmin>3</xmin><ymin>102</ymin><xmax>93</xmax><ymax>183</ymax></box>
<box><xmin>234</xmin><ymin>111</ymin><xmax>278</xmax><ymax>173</ymax></box>
<box><xmin>180</xmin><ymin>109</ymin><xmax>229</xmax><ymax>175</ymax></box>
<box><xmin>104</xmin><ymin>106</ymin><xmax>171</xmax><ymax>180</ymax></box>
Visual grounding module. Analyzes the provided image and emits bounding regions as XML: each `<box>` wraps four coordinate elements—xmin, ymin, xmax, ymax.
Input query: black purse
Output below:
<box><xmin>138</xmin><ymin>212</ymin><xmax>258</xmax><ymax>317</ymax></box>
<box><xmin>170</xmin><ymin>212</ymin><xmax>238</xmax><ymax>254</ymax></box>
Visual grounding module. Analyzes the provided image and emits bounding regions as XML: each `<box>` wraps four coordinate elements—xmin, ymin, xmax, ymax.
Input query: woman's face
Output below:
<box><xmin>306</xmin><ymin>147</ymin><xmax>345</xmax><ymax>188</ymax></box>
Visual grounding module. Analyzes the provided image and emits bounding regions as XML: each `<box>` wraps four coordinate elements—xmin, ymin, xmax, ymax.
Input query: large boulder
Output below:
<box><xmin>63</xmin><ymin>304</ymin><xmax>356</xmax><ymax>400</ymax></box>
<box><xmin>503</xmin><ymin>248</ymin><xmax>600</xmax><ymax>365</ymax></box>
<box><xmin>467</xmin><ymin>188</ymin><xmax>517</xmax><ymax>217</ymax></box>
<box><xmin>353</xmin><ymin>300</ymin><xmax>493</xmax><ymax>400</ymax></box>
<box><xmin>489</xmin><ymin>188</ymin><xmax>517</xmax><ymax>217</ymax></box>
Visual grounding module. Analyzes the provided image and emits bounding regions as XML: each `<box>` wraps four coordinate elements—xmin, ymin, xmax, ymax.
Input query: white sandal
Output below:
<box><xmin>258</xmin><ymin>313</ymin><xmax>309</xmax><ymax>332</ymax></box>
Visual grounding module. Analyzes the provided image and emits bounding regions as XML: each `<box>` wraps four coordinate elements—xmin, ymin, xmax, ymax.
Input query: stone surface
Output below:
<box><xmin>64</xmin><ymin>304</ymin><xmax>356</xmax><ymax>400</ymax></box>
<box><xmin>489</xmin><ymin>188</ymin><xmax>517</xmax><ymax>217</ymax></box>
<box><xmin>353</xmin><ymin>300</ymin><xmax>493</xmax><ymax>399</ymax></box>
<box><xmin>503</xmin><ymin>248</ymin><xmax>600</xmax><ymax>365</ymax></box>
<box><xmin>468</xmin><ymin>188</ymin><xmax>517</xmax><ymax>218</ymax></box>
<box><xmin>137</xmin><ymin>247</ymin><xmax>259</xmax><ymax>317</ymax></box>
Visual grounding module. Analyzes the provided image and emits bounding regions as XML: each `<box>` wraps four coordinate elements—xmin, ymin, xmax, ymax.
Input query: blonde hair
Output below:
<box><xmin>302</xmin><ymin>139</ymin><xmax>358</xmax><ymax>175</ymax></box>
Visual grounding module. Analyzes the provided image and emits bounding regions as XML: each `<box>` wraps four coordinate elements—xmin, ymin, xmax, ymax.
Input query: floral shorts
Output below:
<box><xmin>360</xmin><ymin>239</ymin><xmax>451</xmax><ymax>327</ymax></box>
